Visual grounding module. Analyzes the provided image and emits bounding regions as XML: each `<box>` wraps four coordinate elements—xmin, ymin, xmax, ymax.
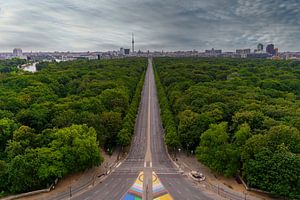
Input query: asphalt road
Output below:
<box><xmin>148</xmin><ymin>59</ymin><xmax>211</xmax><ymax>200</ymax></box>
<box><xmin>72</xmin><ymin>58</ymin><xmax>212</xmax><ymax>200</ymax></box>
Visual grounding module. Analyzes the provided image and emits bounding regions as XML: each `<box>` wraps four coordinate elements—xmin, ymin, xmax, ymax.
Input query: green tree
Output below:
<box><xmin>243</xmin><ymin>149</ymin><xmax>300</xmax><ymax>198</ymax></box>
<box><xmin>0</xmin><ymin>118</ymin><xmax>18</xmax><ymax>155</ymax></box>
<box><xmin>100</xmin><ymin>88</ymin><xmax>129</xmax><ymax>115</ymax></box>
<box><xmin>16</xmin><ymin>103</ymin><xmax>51</xmax><ymax>131</ymax></box>
<box><xmin>117</xmin><ymin>128</ymin><xmax>131</xmax><ymax>147</ymax></box>
<box><xmin>196</xmin><ymin>122</ymin><xmax>239</xmax><ymax>176</ymax></box>
<box><xmin>51</xmin><ymin>109</ymin><xmax>76</xmax><ymax>128</ymax></box>
<box><xmin>232</xmin><ymin>110</ymin><xmax>265</xmax><ymax>131</ymax></box>
<box><xmin>7</xmin><ymin>153</ymin><xmax>40</xmax><ymax>193</ymax></box>
<box><xmin>0</xmin><ymin>160</ymin><xmax>8</xmax><ymax>191</ymax></box>
<box><xmin>234</xmin><ymin>123</ymin><xmax>251</xmax><ymax>146</ymax></box>
<box><xmin>178</xmin><ymin>110</ymin><xmax>200</xmax><ymax>150</ymax></box>
<box><xmin>99</xmin><ymin>112</ymin><xmax>122</xmax><ymax>149</ymax></box>
<box><xmin>267</xmin><ymin>125</ymin><xmax>300</xmax><ymax>153</ymax></box>
<box><xmin>35</xmin><ymin>147</ymin><xmax>67</xmax><ymax>183</ymax></box>
<box><xmin>165</xmin><ymin>126</ymin><xmax>180</xmax><ymax>149</ymax></box>
<box><xmin>50</xmin><ymin>125</ymin><xmax>102</xmax><ymax>172</ymax></box>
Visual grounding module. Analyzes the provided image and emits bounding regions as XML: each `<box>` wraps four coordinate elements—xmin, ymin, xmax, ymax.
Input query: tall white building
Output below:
<box><xmin>120</xmin><ymin>47</ymin><xmax>125</xmax><ymax>55</ymax></box>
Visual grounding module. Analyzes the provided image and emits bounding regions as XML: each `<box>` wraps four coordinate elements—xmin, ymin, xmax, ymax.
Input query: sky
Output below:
<box><xmin>0</xmin><ymin>0</ymin><xmax>299</xmax><ymax>52</ymax></box>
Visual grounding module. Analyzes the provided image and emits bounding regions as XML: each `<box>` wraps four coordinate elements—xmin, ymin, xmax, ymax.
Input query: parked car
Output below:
<box><xmin>190</xmin><ymin>171</ymin><xmax>205</xmax><ymax>181</ymax></box>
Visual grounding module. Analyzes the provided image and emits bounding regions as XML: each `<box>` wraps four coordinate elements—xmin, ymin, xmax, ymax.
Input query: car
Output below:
<box><xmin>190</xmin><ymin>171</ymin><xmax>206</xmax><ymax>181</ymax></box>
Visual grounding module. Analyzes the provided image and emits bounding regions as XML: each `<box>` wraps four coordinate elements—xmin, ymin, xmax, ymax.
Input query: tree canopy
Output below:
<box><xmin>0</xmin><ymin>58</ymin><xmax>146</xmax><ymax>194</ymax></box>
<box><xmin>154</xmin><ymin>57</ymin><xmax>300</xmax><ymax>198</ymax></box>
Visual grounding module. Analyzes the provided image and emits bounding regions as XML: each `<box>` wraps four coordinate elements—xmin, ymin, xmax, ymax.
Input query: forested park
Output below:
<box><xmin>0</xmin><ymin>59</ymin><xmax>26</xmax><ymax>73</ymax></box>
<box><xmin>0</xmin><ymin>58</ymin><xmax>146</xmax><ymax>195</ymax></box>
<box><xmin>154</xmin><ymin>57</ymin><xmax>300</xmax><ymax>198</ymax></box>
<box><xmin>1</xmin><ymin>57</ymin><xmax>300</xmax><ymax>199</ymax></box>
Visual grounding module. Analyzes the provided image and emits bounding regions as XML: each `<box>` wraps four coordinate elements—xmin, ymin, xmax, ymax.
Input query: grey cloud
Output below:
<box><xmin>0</xmin><ymin>0</ymin><xmax>299</xmax><ymax>52</ymax></box>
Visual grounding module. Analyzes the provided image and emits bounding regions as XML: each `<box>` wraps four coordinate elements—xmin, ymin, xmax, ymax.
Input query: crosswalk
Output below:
<box><xmin>120</xmin><ymin>171</ymin><xmax>174</xmax><ymax>200</ymax></box>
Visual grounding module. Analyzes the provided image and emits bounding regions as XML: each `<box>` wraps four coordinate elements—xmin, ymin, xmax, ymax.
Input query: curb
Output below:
<box><xmin>55</xmin><ymin>154</ymin><xmax>127</xmax><ymax>200</ymax></box>
<box><xmin>1</xmin><ymin>152</ymin><xmax>126</xmax><ymax>200</ymax></box>
<box><xmin>1</xmin><ymin>183</ymin><xmax>54</xmax><ymax>200</ymax></box>
<box><xmin>163</xmin><ymin>135</ymin><xmax>184</xmax><ymax>174</ymax></box>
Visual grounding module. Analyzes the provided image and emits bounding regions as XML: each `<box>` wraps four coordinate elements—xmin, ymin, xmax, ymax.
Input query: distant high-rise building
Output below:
<box><xmin>236</xmin><ymin>49</ymin><xmax>251</xmax><ymax>54</ymax></box>
<box><xmin>205</xmin><ymin>48</ymin><xmax>222</xmax><ymax>54</ymax></box>
<box><xmin>132</xmin><ymin>33</ymin><xmax>135</xmax><ymax>53</ymax></box>
<box><xmin>247</xmin><ymin>53</ymin><xmax>270</xmax><ymax>58</ymax></box>
<box><xmin>274</xmin><ymin>48</ymin><xmax>279</xmax><ymax>55</ymax></box>
<box><xmin>266</xmin><ymin>44</ymin><xmax>275</xmax><ymax>55</ymax></box>
<box><xmin>124</xmin><ymin>48</ymin><xmax>130</xmax><ymax>55</ymax></box>
<box><xmin>13</xmin><ymin>48</ymin><xmax>23</xmax><ymax>57</ymax></box>
<box><xmin>257</xmin><ymin>43</ymin><xmax>264</xmax><ymax>51</ymax></box>
<box><xmin>120</xmin><ymin>47</ymin><xmax>125</xmax><ymax>55</ymax></box>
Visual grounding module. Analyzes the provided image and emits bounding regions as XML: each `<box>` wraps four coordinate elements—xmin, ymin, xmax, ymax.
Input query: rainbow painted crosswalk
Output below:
<box><xmin>152</xmin><ymin>172</ymin><xmax>173</xmax><ymax>200</ymax></box>
<box><xmin>121</xmin><ymin>171</ymin><xmax>173</xmax><ymax>200</ymax></box>
<box><xmin>121</xmin><ymin>172</ymin><xmax>143</xmax><ymax>200</ymax></box>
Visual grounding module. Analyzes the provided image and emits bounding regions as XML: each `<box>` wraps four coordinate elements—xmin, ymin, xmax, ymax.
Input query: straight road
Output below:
<box><xmin>72</xmin><ymin>62</ymin><xmax>151</xmax><ymax>200</ymax></box>
<box><xmin>148</xmin><ymin>58</ymin><xmax>211</xmax><ymax>200</ymax></box>
<box><xmin>143</xmin><ymin>58</ymin><xmax>153</xmax><ymax>200</ymax></box>
<box><xmin>72</xmin><ymin>58</ymin><xmax>212</xmax><ymax>200</ymax></box>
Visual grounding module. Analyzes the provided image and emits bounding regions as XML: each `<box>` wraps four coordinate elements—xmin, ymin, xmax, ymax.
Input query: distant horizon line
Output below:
<box><xmin>1</xmin><ymin>49</ymin><xmax>300</xmax><ymax>53</ymax></box>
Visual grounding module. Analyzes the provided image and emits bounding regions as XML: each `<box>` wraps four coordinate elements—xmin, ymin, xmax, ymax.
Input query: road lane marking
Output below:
<box><xmin>143</xmin><ymin>58</ymin><xmax>153</xmax><ymax>200</ymax></box>
<box><xmin>116</xmin><ymin>162</ymin><xmax>122</xmax><ymax>168</ymax></box>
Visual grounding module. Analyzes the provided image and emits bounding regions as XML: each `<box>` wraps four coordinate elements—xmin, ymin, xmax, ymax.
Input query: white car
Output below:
<box><xmin>190</xmin><ymin>171</ymin><xmax>206</xmax><ymax>181</ymax></box>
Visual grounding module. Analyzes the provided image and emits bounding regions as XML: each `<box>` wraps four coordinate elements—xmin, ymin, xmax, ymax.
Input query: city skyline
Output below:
<box><xmin>0</xmin><ymin>0</ymin><xmax>300</xmax><ymax>52</ymax></box>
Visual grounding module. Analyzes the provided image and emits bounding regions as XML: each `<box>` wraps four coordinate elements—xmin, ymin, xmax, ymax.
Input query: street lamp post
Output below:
<box><xmin>93</xmin><ymin>172</ymin><xmax>96</xmax><ymax>187</ymax></box>
<box><xmin>69</xmin><ymin>186</ymin><xmax>72</xmax><ymax>199</ymax></box>
<box><xmin>244</xmin><ymin>191</ymin><xmax>247</xmax><ymax>200</ymax></box>
<box><xmin>187</xmin><ymin>143</ymin><xmax>190</xmax><ymax>156</ymax></box>
<box><xmin>177</xmin><ymin>148</ymin><xmax>181</xmax><ymax>162</ymax></box>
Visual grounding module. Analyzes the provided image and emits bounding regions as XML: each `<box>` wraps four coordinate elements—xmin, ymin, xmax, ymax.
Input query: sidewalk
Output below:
<box><xmin>172</xmin><ymin>152</ymin><xmax>274</xmax><ymax>200</ymax></box>
<box><xmin>17</xmin><ymin>149</ymin><xmax>123</xmax><ymax>200</ymax></box>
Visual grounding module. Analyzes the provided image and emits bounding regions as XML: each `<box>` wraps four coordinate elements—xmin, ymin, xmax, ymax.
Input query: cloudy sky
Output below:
<box><xmin>0</xmin><ymin>0</ymin><xmax>299</xmax><ymax>52</ymax></box>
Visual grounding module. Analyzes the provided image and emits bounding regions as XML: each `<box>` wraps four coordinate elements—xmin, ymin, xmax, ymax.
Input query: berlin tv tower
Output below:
<box><xmin>132</xmin><ymin>33</ymin><xmax>135</xmax><ymax>53</ymax></box>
